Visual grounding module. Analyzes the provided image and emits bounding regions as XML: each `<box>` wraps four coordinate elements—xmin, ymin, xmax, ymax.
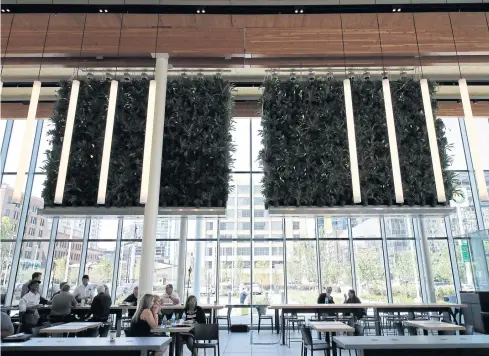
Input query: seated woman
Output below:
<box><xmin>179</xmin><ymin>295</ymin><xmax>206</xmax><ymax>356</ymax></box>
<box><xmin>343</xmin><ymin>289</ymin><xmax>366</xmax><ymax>320</ymax></box>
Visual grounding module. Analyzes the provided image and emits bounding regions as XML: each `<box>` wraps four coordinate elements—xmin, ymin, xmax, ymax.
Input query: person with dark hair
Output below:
<box><xmin>178</xmin><ymin>295</ymin><xmax>206</xmax><ymax>356</ymax></box>
<box><xmin>1</xmin><ymin>312</ymin><xmax>14</xmax><ymax>337</ymax></box>
<box><xmin>19</xmin><ymin>280</ymin><xmax>49</xmax><ymax>333</ymax></box>
<box><xmin>50</xmin><ymin>284</ymin><xmax>78</xmax><ymax>323</ymax></box>
<box><xmin>123</xmin><ymin>286</ymin><xmax>138</xmax><ymax>318</ymax></box>
<box><xmin>87</xmin><ymin>285</ymin><xmax>112</xmax><ymax>336</ymax></box>
<box><xmin>51</xmin><ymin>282</ymin><xmax>67</xmax><ymax>299</ymax></box>
<box><xmin>73</xmin><ymin>275</ymin><xmax>93</xmax><ymax>303</ymax></box>
<box><xmin>21</xmin><ymin>272</ymin><xmax>42</xmax><ymax>298</ymax></box>
<box><xmin>343</xmin><ymin>289</ymin><xmax>365</xmax><ymax>320</ymax></box>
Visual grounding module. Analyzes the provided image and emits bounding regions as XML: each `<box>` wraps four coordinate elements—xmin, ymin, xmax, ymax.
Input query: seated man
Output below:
<box><xmin>51</xmin><ymin>282</ymin><xmax>67</xmax><ymax>299</ymax></box>
<box><xmin>88</xmin><ymin>285</ymin><xmax>112</xmax><ymax>337</ymax></box>
<box><xmin>123</xmin><ymin>286</ymin><xmax>138</xmax><ymax>318</ymax></box>
<box><xmin>50</xmin><ymin>284</ymin><xmax>78</xmax><ymax>323</ymax></box>
<box><xmin>161</xmin><ymin>284</ymin><xmax>180</xmax><ymax>320</ymax></box>
<box><xmin>19</xmin><ymin>280</ymin><xmax>49</xmax><ymax>333</ymax></box>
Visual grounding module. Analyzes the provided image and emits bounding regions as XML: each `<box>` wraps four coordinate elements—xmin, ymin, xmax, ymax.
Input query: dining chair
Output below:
<box><xmin>256</xmin><ymin>306</ymin><xmax>273</xmax><ymax>333</ymax></box>
<box><xmin>460</xmin><ymin>324</ymin><xmax>474</xmax><ymax>335</ymax></box>
<box><xmin>190</xmin><ymin>323</ymin><xmax>220</xmax><ymax>356</ymax></box>
<box><xmin>394</xmin><ymin>322</ymin><xmax>405</xmax><ymax>336</ymax></box>
<box><xmin>300</xmin><ymin>325</ymin><xmax>329</xmax><ymax>356</ymax></box>
<box><xmin>216</xmin><ymin>306</ymin><xmax>232</xmax><ymax>332</ymax></box>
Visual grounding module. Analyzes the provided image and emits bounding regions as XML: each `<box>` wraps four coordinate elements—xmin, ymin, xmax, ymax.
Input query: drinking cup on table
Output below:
<box><xmin>80</xmin><ymin>299</ymin><xmax>85</xmax><ymax>307</ymax></box>
<box><xmin>109</xmin><ymin>330</ymin><xmax>117</xmax><ymax>342</ymax></box>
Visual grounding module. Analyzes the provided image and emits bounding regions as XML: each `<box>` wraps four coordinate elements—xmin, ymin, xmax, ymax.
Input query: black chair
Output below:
<box><xmin>394</xmin><ymin>322</ymin><xmax>405</xmax><ymax>336</ymax></box>
<box><xmin>460</xmin><ymin>324</ymin><xmax>474</xmax><ymax>335</ymax></box>
<box><xmin>216</xmin><ymin>306</ymin><xmax>231</xmax><ymax>332</ymax></box>
<box><xmin>300</xmin><ymin>325</ymin><xmax>329</xmax><ymax>356</ymax></box>
<box><xmin>256</xmin><ymin>306</ymin><xmax>273</xmax><ymax>333</ymax></box>
<box><xmin>348</xmin><ymin>324</ymin><xmax>365</xmax><ymax>356</ymax></box>
<box><xmin>407</xmin><ymin>326</ymin><xmax>418</xmax><ymax>335</ymax></box>
<box><xmin>189</xmin><ymin>323</ymin><xmax>220</xmax><ymax>356</ymax></box>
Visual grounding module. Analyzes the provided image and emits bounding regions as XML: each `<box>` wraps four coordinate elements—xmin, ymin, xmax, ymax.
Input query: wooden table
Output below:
<box><xmin>332</xmin><ymin>335</ymin><xmax>489</xmax><ymax>356</ymax></box>
<box><xmin>269</xmin><ymin>303</ymin><xmax>465</xmax><ymax>343</ymax></box>
<box><xmin>39</xmin><ymin>321</ymin><xmax>103</xmax><ymax>336</ymax></box>
<box><xmin>158</xmin><ymin>304</ymin><xmax>223</xmax><ymax>324</ymax></box>
<box><xmin>309</xmin><ymin>321</ymin><xmax>355</xmax><ymax>356</ymax></box>
<box><xmin>403</xmin><ymin>320</ymin><xmax>465</xmax><ymax>335</ymax></box>
<box><xmin>1</xmin><ymin>336</ymin><xmax>171</xmax><ymax>356</ymax></box>
<box><xmin>151</xmin><ymin>324</ymin><xmax>194</xmax><ymax>356</ymax></box>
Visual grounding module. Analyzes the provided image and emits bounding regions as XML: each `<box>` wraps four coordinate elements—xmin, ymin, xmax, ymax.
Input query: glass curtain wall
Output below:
<box><xmin>1</xmin><ymin>116</ymin><xmax>488</xmax><ymax>321</ymax></box>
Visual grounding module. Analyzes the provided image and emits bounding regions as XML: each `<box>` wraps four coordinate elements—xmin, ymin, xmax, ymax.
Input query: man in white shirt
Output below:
<box><xmin>161</xmin><ymin>284</ymin><xmax>180</xmax><ymax>305</ymax></box>
<box><xmin>73</xmin><ymin>275</ymin><xmax>93</xmax><ymax>303</ymax></box>
<box><xmin>19</xmin><ymin>280</ymin><xmax>49</xmax><ymax>333</ymax></box>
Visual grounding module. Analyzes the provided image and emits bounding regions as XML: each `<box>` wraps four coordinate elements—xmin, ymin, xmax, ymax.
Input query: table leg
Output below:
<box><xmin>116</xmin><ymin>313</ymin><xmax>122</xmax><ymax>337</ymax></box>
<box><xmin>175</xmin><ymin>333</ymin><xmax>182</xmax><ymax>356</ymax></box>
<box><xmin>274</xmin><ymin>309</ymin><xmax>279</xmax><ymax>334</ymax></box>
<box><xmin>169</xmin><ymin>334</ymin><xmax>175</xmax><ymax>356</ymax></box>
<box><xmin>423</xmin><ymin>329</ymin><xmax>428</xmax><ymax>336</ymax></box>
<box><xmin>331</xmin><ymin>332</ymin><xmax>337</xmax><ymax>356</ymax></box>
<box><xmin>374</xmin><ymin>308</ymin><xmax>381</xmax><ymax>336</ymax></box>
<box><xmin>281</xmin><ymin>310</ymin><xmax>285</xmax><ymax>345</ymax></box>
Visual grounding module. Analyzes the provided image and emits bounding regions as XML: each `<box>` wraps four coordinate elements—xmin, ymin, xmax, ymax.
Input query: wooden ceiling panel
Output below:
<box><xmin>7</xmin><ymin>14</ymin><xmax>50</xmax><ymax>55</ymax></box>
<box><xmin>44</xmin><ymin>14</ymin><xmax>86</xmax><ymax>56</ymax></box>
<box><xmin>231</xmin><ymin>15</ymin><xmax>277</xmax><ymax>28</ymax></box>
<box><xmin>157</xmin><ymin>28</ymin><xmax>245</xmax><ymax>56</ymax></box>
<box><xmin>194</xmin><ymin>14</ymin><xmax>234</xmax><ymax>28</ymax></box>
<box><xmin>273</xmin><ymin>14</ymin><xmax>306</xmax><ymax>28</ymax></box>
<box><xmin>1</xmin><ymin>14</ymin><xmax>14</xmax><ymax>54</ymax></box>
<box><xmin>246</xmin><ymin>28</ymin><xmax>343</xmax><ymax>56</ymax></box>
<box><xmin>414</xmin><ymin>13</ymin><xmax>456</xmax><ymax>55</ymax></box>
<box><xmin>449</xmin><ymin>12</ymin><xmax>489</xmax><ymax>54</ymax></box>
<box><xmin>119</xmin><ymin>14</ymin><xmax>158</xmax><ymax>55</ymax></box>
<box><xmin>378</xmin><ymin>13</ymin><xmax>418</xmax><ymax>60</ymax></box>
<box><xmin>81</xmin><ymin>14</ymin><xmax>123</xmax><ymax>56</ymax></box>
<box><xmin>438</xmin><ymin>101</ymin><xmax>489</xmax><ymax>117</ymax></box>
<box><xmin>302</xmin><ymin>14</ymin><xmax>341</xmax><ymax>28</ymax></box>
<box><xmin>341</xmin><ymin>14</ymin><xmax>381</xmax><ymax>61</ymax></box>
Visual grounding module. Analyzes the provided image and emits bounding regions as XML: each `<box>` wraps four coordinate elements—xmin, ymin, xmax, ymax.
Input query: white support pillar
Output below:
<box><xmin>193</xmin><ymin>218</ymin><xmax>202</xmax><ymax>298</ymax></box>
<box><xmin>177</xmin><ymin>217</ymin><xmax>188</xmax><ymax>299</ymax></box>
<box><xmin>138</xmin><ymin>54</ymin><xmax>169</xmax><ymax>299</ymax></box>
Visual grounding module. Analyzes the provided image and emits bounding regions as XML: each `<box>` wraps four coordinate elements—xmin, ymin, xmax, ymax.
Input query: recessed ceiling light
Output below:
<box><xmin>397</xmin><ymin>8</ymin><xmax>401</xmax><ymax>12</ymax></box>
<box><xmin>1</xmin><ymin>9</ymin><xmax>5</xmax><ymax>13</ymax></box>
<box><xmin>104</xmin><ymin>9</ymin><xmax>108</xmax><ymax>13</ymax></box>
<box><xmin>197</xmin><ymin>9</ymin><xmax>200</xmax><ymax>13</ymax></box>
<box><xmin>99</xmin><ymin>9</ymin><xmax>103</xmax><ymax>13</ymax></box>
<box><xmin>295</xmin><ymin>9</ymin><xmax>298</xmax><ymax>13</ymax></box>
<box><xmin>300</xmin><ymin>9</ymin><xmax>304</xmax><ymax>13</ymax></box>
<box><xmin>6</xmin><ymin>9</ymin><xmax>10</xmax><ymax>12</ymax></box>
<box><xmin>392</xmin><ymin>9</ymin><xmax>396</xmax><ymax>12</ymax></box>
<box><xmin>202</xmin><ymin>9</ymin><xmax>205</xmax><ymax>13</ymax></box>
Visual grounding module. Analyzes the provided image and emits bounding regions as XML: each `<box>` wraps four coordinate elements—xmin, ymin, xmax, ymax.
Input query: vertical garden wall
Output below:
<box><xmin>42</xmin><ymin>76</ymin><xmax>234</xmax><ymax>208</ymax></box>
<box><xmin>259</xmin><ymin>77</ymin><xmax>456</xmax><ymax>207</ymax></box>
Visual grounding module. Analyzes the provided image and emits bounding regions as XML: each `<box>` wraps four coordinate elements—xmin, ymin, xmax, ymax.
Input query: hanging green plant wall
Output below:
<box><xmin>259</xmin><ymin>77</ymin><xmax>456</xmax><ymax>207</ymax></box>
<box><xmin>42</xmin><ymin>76</ymin><xmax>234</xmax><ymax>208</ymax></box>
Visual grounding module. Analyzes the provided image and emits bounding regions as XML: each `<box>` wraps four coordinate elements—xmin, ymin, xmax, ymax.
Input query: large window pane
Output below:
<box><xmin>251</xmin><ymin>118</ymin><xmax>262</xmax><ymax>171</ymax></box>
<box><xmin>0</xmin><ymin>119</ymin><xmax>6</xmax><ymax>147</ymax></box>
<box><xmin>153</xmin><ymin>240</ymin><xmax>180</xmax><ymax>296</ymax></box>
<box><xmin>84</xmin><ymin>241</ymin><xmax>116</xmax><ymax>296</ymax></box>
<box><xmin>387</xmin><ymin>240</ymin><xmax>422</xmax><ymax>303</ymax></box>
<box><xmin>0</xmin><ymin>242</ymin><xmax>16</xmax><ymax>300</ymax></box>
<box><xmin>474</xmin><ymin>118</ymin><xmax>489</xmax><ymax>170</ymax></box>
<box><xmin>89</xmin><ymin>218</ymin><xmax>119</xmax><ymax>240</ymax></box>
<box><xmin>116</xmin><ymin>241</ymin><xmax>141</xmax><ymax>303</ymax></box>
<box><xmin>48</xmin><ymin>241</ymin><xmax>83</xmax><ymax>299</ymax></box>
<box><xmin>122</xmin><ymin>217</ymin><xmax>143</xmax><ymax>240</ymax></box>
<box><xmin>351</xmin><ymin>217</ymin><xmax>381</xmax><ymax>238</ymax></box>
<box><xmin>318</xmin><ymin>217</ymin><xmax>348</xmax><ymax>238</ymax></box>
<box><xmin>319</xmin><ymin>240</ymin><xmax>352</xmax><ymax>302</ymax></box>
<box><xmin>440</xmin><ymin>118</ymin><xmax>467</xmax><ymax>170</ymax></box>
<box><xmin>420</xmin><ymin>217</ymin><xmax>447</xmax><ymax>238</ymax></box>
<box><xmin>285</xmin><ymin>217</ymin><xmax>316</xmax><ymax>239</ymax></box>
<box><xmin>353</xmin><ymin>240</ymin><xmax>387</xmax><ymax>303</ymax></box>
<box><xmin>186</xmin><ymin>240</ymin><xmax>218</xmax><ymax>305</ymax></box>
<box><xmin>428</xmin><ymin>240</ymin><xmax>456</xmax><ymax>303</ymax></box>
<box><xmin>1</xmin><ymin>175</ymin><xmax>25</xmax><ymax>241</ymax></box>
<box><xmin>454</xmin><ymin>239</ymin><xmax>475</xmax><ymax>291</ymax></box>
<box><xmin>384</xmin><ymin>216</ymin><xmax>414</xmax><ymax>238</ymax></box>
<box><xmin>4</xmin><ymin>120</ymin><xmax>28</xmax><ymax>172</ymax></box>
<box><xmin>231</xmin><ymin>118</ymin><xmax>250</xmax><ymax>171</ymax></box>
<box><xmin>36</xmin><ymin>120</ymin><xmax>53</xmax><ymax>172</ymax></box>
<box><xmin>286</xmin><ymin>240</ymin><xmax>318</xmax><ymax>304</ymax></box>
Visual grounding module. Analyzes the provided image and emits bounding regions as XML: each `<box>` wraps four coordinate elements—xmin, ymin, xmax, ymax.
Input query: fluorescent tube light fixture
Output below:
<box><xmin>382</xmin><ymin>78</ymin><xmax>404</xmax><ymax>203</ymax></box>
<box><xmin>140</xmin><ymin>80</ymin><xmax>157</xmax><ymax>204</ymax></box>
<box><xmin>420</xmin><ymin>79</ymin><xmax>446</xmax><ymax>203</ymax></box>
<box><xmin>54</xmin><ymin>80</ymin><xmax>80</xmax><ymax>204</ymax></box>
<box><xmin>97</xmin><ymin>80</ymin><xmax>118</xmax><ymax>205</ymax></box>
<box><xmin>459</xmin><ymin>79</ymin><xmax>488</xmax><ymax>201</ymax></box>
<box><xmin>13</xmin><ymin>81</ymin><xmax>41</xmax><ymax>203</ymax></box>
<box><xmin>343</xmin><ymin>79</ymin><xmax>361</xmax><ymax>203</ymax></box>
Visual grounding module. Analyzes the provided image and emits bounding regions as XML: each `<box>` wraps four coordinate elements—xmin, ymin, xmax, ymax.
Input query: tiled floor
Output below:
<box><xmin>179</xmin><ymin>329</ymin><xmax>348</xmax><ymax>356</ymax></box>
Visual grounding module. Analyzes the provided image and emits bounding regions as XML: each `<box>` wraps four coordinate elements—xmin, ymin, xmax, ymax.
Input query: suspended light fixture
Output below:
<box><xmin>448</xmin><ymin>13</ymin><xmax>488</xmax><ymax>201</ymax></box>
<box><xmin>55</xmin><ymin>14</ymin><xmax>88</xmax><ymax>204</ymax></box>
<box><xmin>13</xmin><ymin>13</ymin><xmax>50</xmax><ymax>203</ymax></box>
<box><xmin>140</xmin><ymin>79</ymin><xmax>156</xmax><ymax>204</ymax></box>
<box><xmin>376</xmin><ymin>10</ymin><xmax>403</xmax><ymax>203</ymax></box>
<box><xmin>410</xmin><ymin>4</ymin><xmax>446</xmax><ymax>203</ymax></box>
<box><xmin>340</xmin><ymin>13</ymin><xmax>361</xmax><ymax>203</ymax></box>
<box><xmin>140</xmin><ymin>12</ymin><xmax>161</xmax><ymax>205</ymax></box>
<box><xmin>97</xmin><ymin>12</ymin><xmax>124</xmax><ymax>205</ymax></box>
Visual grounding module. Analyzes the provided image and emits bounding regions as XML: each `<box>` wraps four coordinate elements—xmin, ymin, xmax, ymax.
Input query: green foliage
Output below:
<box><xmin>42</xmin><ymin>76</ymin><xmax>234</xmax><ymax>208</ymax></box>
<box><xmin>259</xmin><ymin>77</ymin><xmax>456</xmax><ymax>207</ymax></box>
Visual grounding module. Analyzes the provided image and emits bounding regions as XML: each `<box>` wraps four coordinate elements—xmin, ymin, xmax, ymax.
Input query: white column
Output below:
<box><xmin>193</xmin><ymin>218</ymin><xmax>202</xmax><ymax>297</ymax></box>
<box><xmin>177</xmin><ymin>217</ymin><xmax>188</xmax><ymax>299</ymax></box>
<box><xmin>138</xmin><ymin>54</ymin><xmax>169</xmax><ymax>298</ymax></box>
<box><xmin>418</xmin><ymin>219</ymin><xmax>436</xmax><ymax>303</ymax></box>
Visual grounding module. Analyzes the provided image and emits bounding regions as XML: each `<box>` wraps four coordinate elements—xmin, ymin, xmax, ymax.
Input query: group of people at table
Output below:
<box><xmin>2</xmin><ymin>272</ymin><xmax>205</xmax><ymax>356</ymax></box>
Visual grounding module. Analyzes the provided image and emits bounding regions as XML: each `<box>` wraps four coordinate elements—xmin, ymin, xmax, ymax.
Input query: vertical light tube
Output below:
<box><xmin>382</xmin><ymin>78</ymin><xmax>404</xmax><ymax>203</ymax></box>
<box><xmin>97</xmin><ymin>80</ymin><xmax>119</xmax><ymax>205</ymax></box>
<box><xmin>420</xmin><ymin>79</ymin><xmax>446</xmax><ymax>203</ymax></box>
<box><xmin>140</xmin><ymin>80</ymin><xmax>157</xmax><ymax>204</ymax></box>
<box><xmin>459</xmin><ymin>78</ymin><xmax>489</xmax><ymax>201</ymax></box>
<box><xmin>13</xmin><ymin>81</ymin><xmax>41</xmax><ymax>203</ymax></box>
<box><xmin>54</xmin><ymin>80</ymin><xmax>80</xmax><ymax>204</ymax></box>
<box><xmin>343</xmin><ymin>79</ymin><xmax>361</xmax><ymax>203</ymax></box>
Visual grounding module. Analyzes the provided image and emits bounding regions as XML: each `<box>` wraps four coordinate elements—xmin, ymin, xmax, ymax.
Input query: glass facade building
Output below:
<box><xmin>1</xmin><ymin>116</ymin><xmax>488</xmax><ymax>324</ymax></box>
